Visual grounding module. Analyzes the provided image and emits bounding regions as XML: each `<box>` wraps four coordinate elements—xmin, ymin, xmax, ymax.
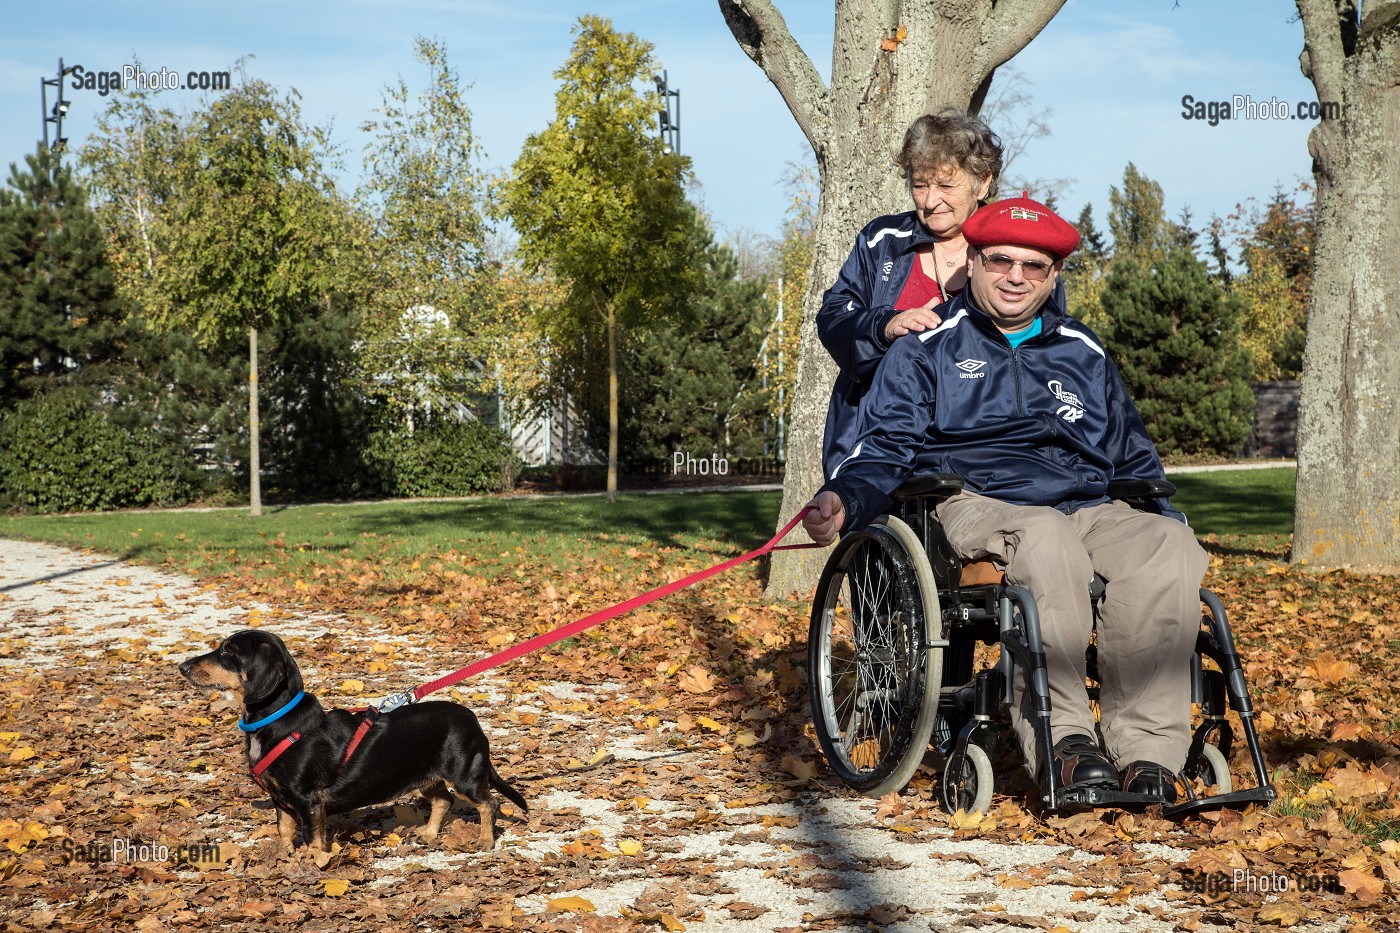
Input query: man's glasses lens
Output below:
<box><xmin>980</xmin><ymin>252</ymin><xmax>1051</xmax><ymax>281</ymax></box>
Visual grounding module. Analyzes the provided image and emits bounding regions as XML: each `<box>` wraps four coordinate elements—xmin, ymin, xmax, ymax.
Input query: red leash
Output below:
<box><xmin>372</xmin><ymin>507</ymin><xmax>819</xmax><ymax>712</ymax></box>
<box><xmin>295</xmin><ymin>508</ymin><xmax>818</xmax><ymax>778</ymax></box>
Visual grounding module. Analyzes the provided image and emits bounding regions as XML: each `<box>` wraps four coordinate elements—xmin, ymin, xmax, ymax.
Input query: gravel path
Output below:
<box><xmin>0</xmin><ymin>536</ymin><xmax>1343</xmax><ymax>932</ymax></box>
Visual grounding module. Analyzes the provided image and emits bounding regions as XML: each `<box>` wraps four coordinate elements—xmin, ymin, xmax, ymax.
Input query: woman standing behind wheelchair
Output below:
<box><xmin>818</xmin><ymin>110</ymin><xmax>1002</xmax><ymax>480</ymax></box>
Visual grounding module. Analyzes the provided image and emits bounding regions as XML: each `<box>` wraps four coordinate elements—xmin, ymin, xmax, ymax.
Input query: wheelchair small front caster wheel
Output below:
<box><xmin>942</xmin><ymin>742</ymin><xmax>994</xmax><ymax>817</ymax></box>
<box><xmin>1194</xmin><ymin>743</ymin><xmax>1233</xmax><ymax>794</ymax></box>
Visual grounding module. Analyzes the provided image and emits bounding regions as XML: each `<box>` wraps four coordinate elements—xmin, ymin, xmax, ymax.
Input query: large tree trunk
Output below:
<box><xmin>249</xmin><ymin>324</ymin><xmax>263</xmax><ymax>517</ymax></box>
<box><xmin>721</xmin><ymin>0</ymin><xmax>1067</xmax><ymax>597</ymax></box>
<box><xmin>1292</xmin><ymin>0</ymin><xmax>1400</xmax><ymax>571</ymax></box>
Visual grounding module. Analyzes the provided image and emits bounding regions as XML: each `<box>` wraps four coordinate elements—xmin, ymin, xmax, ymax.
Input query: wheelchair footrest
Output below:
<box><xmin>1163</xmin><ymin>786</ymin><xmax>1277</xmax><ymax>818</ymax></box>
<box><xmin>1050</xmin><ymin>785</ymin><xmax>1166</xmax><ymax>811</ymax></box>
<box><xmin>1050</xmin><ymin>784</ymin><xmax>1276</xmax><ymax>814</ymax></box>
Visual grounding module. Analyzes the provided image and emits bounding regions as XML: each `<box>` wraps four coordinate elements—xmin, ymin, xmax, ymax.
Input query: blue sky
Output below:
<box><xmin>1</xmin><ymin>1</ymin><xmax>1316</xmax><ymax>249</ymax></box>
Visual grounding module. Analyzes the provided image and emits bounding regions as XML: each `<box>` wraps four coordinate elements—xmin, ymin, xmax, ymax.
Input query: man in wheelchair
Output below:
<box><xmin>802</xmin><ymin>195</ymin><xmax>1209</xmax><ymax>804</ymax></box>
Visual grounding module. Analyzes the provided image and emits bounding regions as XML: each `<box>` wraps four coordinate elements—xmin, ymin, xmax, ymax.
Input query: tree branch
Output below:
<box><xmin>978</xmin><ymin>0</ymin><xmax>1070</xmax><ymax>74</ymax></box>
<box><xmin>1294</xmin><ymin>0</ymin><xmax>1351</xmax><ymax>105</ymax></box>
<box><xmin>718</xmin><ymin>0</ymin><xmax>830</xmax><ymax>154</ymax></box>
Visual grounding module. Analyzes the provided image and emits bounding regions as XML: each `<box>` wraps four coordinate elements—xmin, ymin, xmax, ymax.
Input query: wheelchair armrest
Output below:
<box><xmin>1108</xmin><ymin>478</ymin><xmax>1176</xmax><ymax>502</ymax></box>
<box><xmin>892</xmin><ymin>472</ymin><xmax>964</xmax><ymax>502</ymax></box>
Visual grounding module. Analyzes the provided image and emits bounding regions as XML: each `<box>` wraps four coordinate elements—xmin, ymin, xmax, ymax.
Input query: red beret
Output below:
<box><xmin>962</xmin><ymin>192</ymin><xmax>1080</xmax><ymax>259</ymax></box>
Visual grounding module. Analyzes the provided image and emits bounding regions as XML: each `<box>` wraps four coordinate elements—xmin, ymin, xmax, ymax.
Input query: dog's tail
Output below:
<box><xmin>490</xmin><ymin>764</ymin><xmax>529</xmax><ymax>813</ymax></box>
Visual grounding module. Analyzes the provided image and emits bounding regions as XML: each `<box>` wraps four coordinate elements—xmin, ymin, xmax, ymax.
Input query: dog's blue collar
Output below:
<box><xmin>238</xmin><ymin>691</ymin><xmax>305</xmax><ymax>732</ymax></box>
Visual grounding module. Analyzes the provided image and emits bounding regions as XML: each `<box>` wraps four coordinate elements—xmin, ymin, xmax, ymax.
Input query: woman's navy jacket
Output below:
<box><xmin>816</xmin><ymin>211</ymin><xmax>934</xmax><ymax>479</ymax></box>
<box><xmin>819</xmin><ymin>284</ymin><xmax>1182</xmax><ymax>535</ymax></box>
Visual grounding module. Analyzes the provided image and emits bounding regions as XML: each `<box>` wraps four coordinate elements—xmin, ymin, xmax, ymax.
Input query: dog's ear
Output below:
<box><xmin>243</xmin><ymin>641</ymin><xmax>301</xmax><ymax>707</ymax></box>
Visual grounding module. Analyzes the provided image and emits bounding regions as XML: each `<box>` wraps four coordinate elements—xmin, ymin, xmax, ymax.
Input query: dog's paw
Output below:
<box><xmin>305</xmin><ymin>841</ymin><xmax>341</xmax><ymax>870</ymax></box>
<box><xmin>248</xmin><ymin>837</ymin><xmax>293</xmax><ymax>862</ymax></box>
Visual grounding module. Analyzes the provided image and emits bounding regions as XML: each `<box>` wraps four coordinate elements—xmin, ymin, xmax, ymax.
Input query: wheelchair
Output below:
<box><xmin>807</xmin><ymin>473</ymin><xmax>1277</xmax><ymax>817</ymax></box>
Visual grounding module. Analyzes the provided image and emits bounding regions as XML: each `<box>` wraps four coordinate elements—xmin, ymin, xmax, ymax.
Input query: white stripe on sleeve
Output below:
<box><xmin>830</xmin><ymin>441</ymin><xmax>863</xmax><ymax>479</ymax></box>
<box><xmin>1058</xmin><ymin>323</ymin><xmax>1106</xmax><ymax>358</ymax></box>
<box><xmin>866</xmin><ymin>227</ymin><xmax>914</xmax><ymax>248</ymax></box>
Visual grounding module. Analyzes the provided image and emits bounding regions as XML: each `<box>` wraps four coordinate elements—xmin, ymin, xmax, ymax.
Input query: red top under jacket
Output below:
<box><xmin>894</xmin><ymin>252</ymin><xmax>944</xmax><ymax>310</ymax></box>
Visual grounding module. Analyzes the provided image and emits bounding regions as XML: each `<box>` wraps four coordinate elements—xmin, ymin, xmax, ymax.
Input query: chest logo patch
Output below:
<box><xmin>1048</xmin><ymin>378</ymin><xmax>1086</xmax><ymax>422</ymax></box>
<box><xmin>956</xmin><ymin>359</ymin><xmax>987</xmax><ymax>379</ymax></box>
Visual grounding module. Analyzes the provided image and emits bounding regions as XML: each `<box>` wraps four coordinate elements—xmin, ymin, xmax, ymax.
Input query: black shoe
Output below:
<box><xmin>1049</xmin><ymin>733</ymin><xmax>1118</xmax><ymax>788</ymax></box>
<box><xmin>1121</xmin><ymin>760</ymin><xmax>1179</xmax><ymax>803</ymax></box>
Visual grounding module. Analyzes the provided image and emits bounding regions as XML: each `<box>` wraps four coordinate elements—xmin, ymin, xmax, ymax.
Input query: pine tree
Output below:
<box><xmin>1206</xmin><ymin>217</ymin><xmax>1233</xmax><ymax>286</ymax></box>
<box><xmin>1064</xmin><ymin>203</ymin><xmax>1108</xmax><ymax>277</ymax></box>
<box><xmin>0</xmin><ymin>146</ymin><xmax>126</xmax><ymax>406</ymax></box>
<box><xmin>619</xmin><ymin>214</ymin><xmax>769</xmax><ymax>466</ymax></box>
<box><xmin>1107</xmin><ymin>163</ymin><xmax>1173</xmax><ymax>269</ymax></box>
<box><xmin>1173</xmin><ymin>205</ymin><xmax>1198</xmax><ymax>251</ymax></box>
<box><xmin>261</xmin><ymin>296</ymin><xmax>383</xmax><ymax>499</ymax></box>
<box><xmin>1100</xmin><ymin>248</ymin><xmax>1255</xmax><ymax>457</ymax></box>
<box><xmin>0</xmin><ymin>147</ymin><xmax>211</xmax><ymax>510</ymax></box>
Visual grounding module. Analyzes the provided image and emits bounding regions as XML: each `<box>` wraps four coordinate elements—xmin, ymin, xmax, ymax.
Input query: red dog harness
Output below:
<box><xmin>246</xmin><ymin>707</ymin><xmax>380</xmax><ymax>796</ymax></box>
<box><xmin>250</xmin><ymin>733</ymin><xmax>302</xmax><ymax>793</ymax></box>
<box><xmin>339</xmin><ymin>707</ymin><xmax>379</xmax><ymax>767</ymax></box>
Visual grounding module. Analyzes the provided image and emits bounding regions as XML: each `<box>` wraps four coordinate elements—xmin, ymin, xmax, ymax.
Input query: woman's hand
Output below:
<box><xmin>884</xmin><ymin>304</ymin><xmax>944</xmax><ymax>341</ymax></box>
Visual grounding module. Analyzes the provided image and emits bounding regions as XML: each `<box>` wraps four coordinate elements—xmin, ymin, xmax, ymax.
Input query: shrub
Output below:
<box><xmin>367</xmin><ymin>419</ymin><xmax>520</xmax><ymax>498</ymax></box>
<box><xmin>1100</xmin><ymin>248</ymin><xmax>1256</xmax><ymax>458</ymax></box>
<box><xmin>0</xmin><ymin>388</ymin><xmax>199</xmax><ymax>513</ymax></box>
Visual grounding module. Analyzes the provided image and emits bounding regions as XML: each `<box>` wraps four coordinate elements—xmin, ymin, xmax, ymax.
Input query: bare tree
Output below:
<box><xmin>720</xmin><ymin>0</ymin><xmax>1068</xmax><ymax>596</ymax></box>
<box><xmin>981</xmin><ymin>66</ymin><xmax>1071</xmax><ymax>200</ymax></box>
<box><xmin>1291</xmin><ymin>0</ymin><xmax>1400</xmax><ymax>571</ymax></box>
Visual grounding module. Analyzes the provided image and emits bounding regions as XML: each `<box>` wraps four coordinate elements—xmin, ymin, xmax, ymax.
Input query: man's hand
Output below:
<box><xmin>803</xmin><ymin>491</ymin><xmax>846</xmax><ymax>546</ymax></box>
<box><xmin>884</xmin><ymin>305</ymin><xmax>944</xmax><ymax>341</ymax></box>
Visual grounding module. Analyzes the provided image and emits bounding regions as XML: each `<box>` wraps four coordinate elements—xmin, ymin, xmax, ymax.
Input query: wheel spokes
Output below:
<box><xmin>810</xmin><ymin>519</ymin><xmax>939</xmax><ymax>796</ymax></box>
<box><xmin>822</xmin><ymin>545</ymin><xmax>921</xmax><ymax>773</ymax></box>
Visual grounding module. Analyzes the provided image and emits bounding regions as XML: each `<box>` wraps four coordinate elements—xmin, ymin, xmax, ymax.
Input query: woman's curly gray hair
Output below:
<box><xmin>897</xmin><ymin>108</ymin><xmax>1004</xmax><ymax>199</ymax></box>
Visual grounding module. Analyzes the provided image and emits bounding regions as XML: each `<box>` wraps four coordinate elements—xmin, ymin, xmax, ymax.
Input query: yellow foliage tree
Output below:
<box><xmin>1232</xmin><ymin>247</ymin><xmax>1303</xmax><ymax>382</ymax></box>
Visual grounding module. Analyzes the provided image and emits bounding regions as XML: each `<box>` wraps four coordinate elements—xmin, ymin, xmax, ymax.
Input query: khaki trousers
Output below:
<box><xmin>933</xmin><ymin>493</ymin><xmax>1209</xmax><ymax>777</ymax></box>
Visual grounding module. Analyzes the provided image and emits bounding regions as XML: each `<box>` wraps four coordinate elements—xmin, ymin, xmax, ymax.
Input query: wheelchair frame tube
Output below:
<box><xmin>1199</xmin><ymin>588</ymin><xmax>1275</xmax><ymax>802</ymax></box>
<box><xmin>998</xmin><ymin>584</ymin><xmax>1058</xmax><ymax>808</ymax></box>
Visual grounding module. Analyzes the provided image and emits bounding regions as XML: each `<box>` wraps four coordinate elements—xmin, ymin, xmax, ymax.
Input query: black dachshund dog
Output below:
<box><xmin>180</xmin><ymin>629</ymin><xmax>527</xmax><ymax>852</ymax></box>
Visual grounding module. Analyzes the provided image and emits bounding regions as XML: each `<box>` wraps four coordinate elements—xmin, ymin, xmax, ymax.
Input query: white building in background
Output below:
<box><xmin>498</xmin><ymin>393</ymin><xmax>600</xmax><ymax>467</ymax></box>
<box><xmin>369</xmin><ymin>304</ymin><xmax>599</xmax><ymax>467</ymax></box>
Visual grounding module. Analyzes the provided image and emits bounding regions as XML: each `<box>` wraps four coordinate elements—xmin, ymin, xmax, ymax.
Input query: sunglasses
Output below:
<box><xmin>976</xmin><ymin>250</ymin><xmax>1053</xmax><ymax>282</ymax></box>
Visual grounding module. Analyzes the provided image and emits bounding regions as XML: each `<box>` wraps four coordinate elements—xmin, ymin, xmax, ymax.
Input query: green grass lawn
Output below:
<box><xmin>1</xmin><ymin>489</ymin><xmax>785</xmax><ymax>580</ymax></box>
<box><xmin>1</xmin><ymin>467</ymin><xmax>1295</xmax><ymax>578</ymax></box>
<box><xmin>1167</xmin><ymin>467</ymin><xmax>1294</xmax><ymax>557</ymax></box>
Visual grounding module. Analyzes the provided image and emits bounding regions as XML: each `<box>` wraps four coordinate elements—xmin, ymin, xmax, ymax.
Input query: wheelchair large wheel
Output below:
<box><xmin>809</xmin><ymin>516</ymin><xmax>942</xmax><ymax>797</ymax></box>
